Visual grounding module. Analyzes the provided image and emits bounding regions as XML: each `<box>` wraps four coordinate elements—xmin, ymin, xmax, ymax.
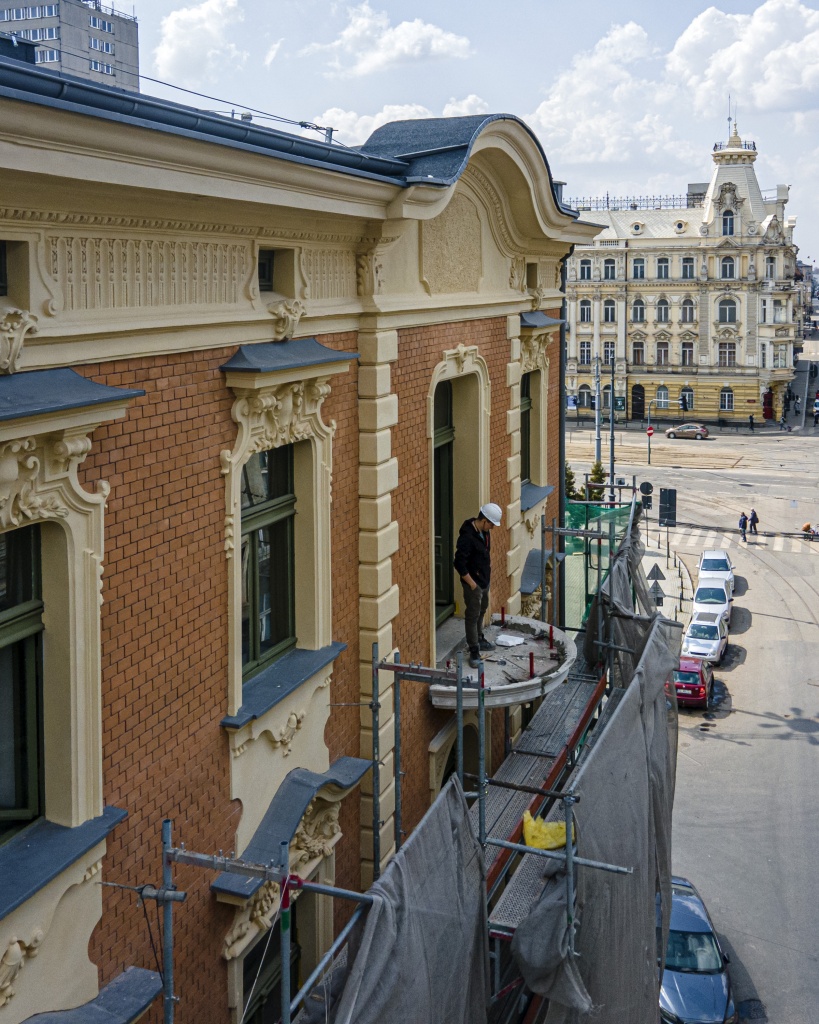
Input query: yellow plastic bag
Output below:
<box><xmin>522</xmin><ymin>810</ymin><xmax>574</xmax><ymax>850</ymax></box>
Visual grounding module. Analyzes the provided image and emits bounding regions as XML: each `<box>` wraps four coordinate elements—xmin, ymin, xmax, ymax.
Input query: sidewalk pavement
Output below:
<box><xmin>639</xmin><ymin>525</ymin><xmax>693</xmax><ymax>627</ymax></box>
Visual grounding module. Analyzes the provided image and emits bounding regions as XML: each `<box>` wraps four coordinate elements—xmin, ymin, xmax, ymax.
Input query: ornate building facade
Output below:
<box><xmin>0</xmin><ymin>53</ymin><xmax>596</xmax><ymax>1024</ymax></box>
<box><xmin>565</xmin><ymin>126</ymin><xmax>798</xmax><ymax>424</ymax></box>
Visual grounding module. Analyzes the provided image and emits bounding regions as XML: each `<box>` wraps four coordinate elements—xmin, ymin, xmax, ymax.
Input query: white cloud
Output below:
<box><xmin>442</xmin><ymin>94</ymin><xmax>489</xmax><ymax>118</ymax></box>
<box><xmin>302</xmin><ymin>2</ymin><xmax>471</xmax><ymax>77</ymax></box>
<box><xmin>307</xmin><ymin>103</ymin><xmax>435</xmax><ymax>145</ymax></box>
<box><xmin>667</xmin><ymin>0</ymin><xmax>819</xmax><ymax>115</ymax></box>
<box><xmin>154</xmin><ymin>0</ymin><xmax>248</xmax><ymax>87</ymax></box>
<box><xmin>264</xmin><ymin>39</ymin><xmax>283</xmax><ymax>67</ymax></box>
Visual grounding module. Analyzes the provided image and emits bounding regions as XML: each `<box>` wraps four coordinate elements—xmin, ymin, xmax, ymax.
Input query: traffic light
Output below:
<box><xmin>679</xmin><ymin>394</ymin><xmax>688</xmax><ymax>412</ymax></box>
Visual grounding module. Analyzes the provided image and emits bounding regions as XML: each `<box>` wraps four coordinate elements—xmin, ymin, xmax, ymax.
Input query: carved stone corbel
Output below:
<box><xmin>0</xmin><ymin>438</ymin><xmax>69</xmax><ymax>530</ymax></box>
<box><xmin>0</xmin><ymin>930</ymin><xmax>44</xmax><ymax>1008</ymax></box>
<box><xmin>268</xmin><ymin>299</ymin><xmax>305</xmax><ymax>341</ymax></box>
<box><xmin>0</xmin><ymin>307</ymin><xmax>38</xmax><ymax>374</ymax></box>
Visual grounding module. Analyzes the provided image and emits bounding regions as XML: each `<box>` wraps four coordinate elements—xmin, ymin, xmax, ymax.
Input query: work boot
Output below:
<box><xmin>468</xmin><ymin>649</ymin><xmax>481</xmax><ymax>669</ymax></box>
<box><xmin>478</xmin><ymin>635</ymin><xmax>495</xmax><ymax>651</ymax></box>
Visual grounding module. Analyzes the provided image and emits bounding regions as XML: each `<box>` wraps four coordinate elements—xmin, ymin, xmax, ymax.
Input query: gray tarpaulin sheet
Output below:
<box><xmin>329</xmin><ymin>775</ymin><xmax>489</xmax><ymax>1024</ymax></box>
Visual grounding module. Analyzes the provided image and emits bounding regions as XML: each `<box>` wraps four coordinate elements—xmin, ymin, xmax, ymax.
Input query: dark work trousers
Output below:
<box><xmin>462</xmin><ymin>582</ymin><xmax>489</xmax><ymax>653</ymax></box>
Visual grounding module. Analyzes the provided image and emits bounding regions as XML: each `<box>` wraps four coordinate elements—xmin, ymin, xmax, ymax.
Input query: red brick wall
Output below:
<box><xmin>80</xmin><ymin>349</ymin><xmax>238</xmax><ymax>1023</ymax></box>
<box><xmin>391</xmin><ymin>316</ymin><xmax>512</xmax><ymax>833</ymax></box>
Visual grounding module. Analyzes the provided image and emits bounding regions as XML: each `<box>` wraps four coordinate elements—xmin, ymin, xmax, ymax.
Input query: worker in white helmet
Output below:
<box><xmin>453</xmin><ymin>502</ymin><xmax>502</xmax><ymax>668</ymax></box>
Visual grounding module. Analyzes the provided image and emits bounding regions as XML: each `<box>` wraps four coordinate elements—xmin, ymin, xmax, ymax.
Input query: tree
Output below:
<box><xmin>565</xmin><ymin>461</ymin><xmax>582</xmax><ymax>501</ymax></box>
<box><xmin>588</xmin><ymin>460</ymin><xmax>606</xmax><ymax>502</ymax></box>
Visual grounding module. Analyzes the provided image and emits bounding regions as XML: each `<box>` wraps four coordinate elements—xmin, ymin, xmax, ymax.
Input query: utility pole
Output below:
<box><xmin>609</xmin><ymin>357</ymin><xmax>616</xmax><ymax>503</ymax></box>
<box><xmin>594</xmin><ymin>356</ymin><xmax>602</xmax><ymax>464</ymax></box>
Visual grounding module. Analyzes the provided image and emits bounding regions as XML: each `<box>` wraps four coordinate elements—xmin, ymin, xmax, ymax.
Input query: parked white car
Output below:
<box><xmin>692</xmin><ymin>577</ymin><xmax>733</xmax><ymax>625</ymax></box>
<box><xmin>681</xmin><ymin>612</ymin><xmax>729</xmax><ymax>665</ymax></box>
<box><xmin>697</xmin><ymin>550</ymin><xmax>735</xmax><ymax>594</ymax></box>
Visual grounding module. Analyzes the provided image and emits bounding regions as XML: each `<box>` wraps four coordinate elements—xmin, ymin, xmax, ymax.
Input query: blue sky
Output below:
<box><xmin>126</xmin><ymin>0</ymin><xmax>819</xmax><ymax>259</ymax></box>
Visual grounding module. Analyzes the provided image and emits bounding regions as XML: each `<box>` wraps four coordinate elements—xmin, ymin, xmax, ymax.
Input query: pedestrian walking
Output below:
<box><xmin>795</xmin><ymin>398</ymin><xmax>801</xmax><ymax>415</ymax></box>
<box><xmin>749</xmin><ymin>508</ymin><xmax>759</xmax><ymax>535</ymax></box>
<box><xmin>453</xmin><ymin>502</ymin><xmax>502</xmax><ymax>668</ymax></box>
<box><xmin>814</xmin><ymin>409</ymin><xmax>819</xmax><ymax>427</ymax></box>
<box><xmin>738</xmin><ymin>512</ymin><xmax>748</xmax><ymax>542</ymax></box>
<box><xmin>748</xmin><ymin>413</ymin><xmax>755</xmax><ymax>432</ymax></box>
<box><xmin>780</xmin><ymin>413</ymin><xmax>787</xmax><ymax>431</ymax></box>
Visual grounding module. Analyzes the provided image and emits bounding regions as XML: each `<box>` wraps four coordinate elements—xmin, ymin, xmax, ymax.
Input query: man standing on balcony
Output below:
<box><xmin>454</xmin><ymin>503</ymin><xmax>502</xmax><ymax>668</ymax></box>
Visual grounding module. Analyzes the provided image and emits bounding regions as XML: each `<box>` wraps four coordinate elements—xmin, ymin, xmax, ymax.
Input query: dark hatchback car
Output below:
<box><xmin>660</xmin><ymin>878</ymin><xmax>738</xmax><ymax>1024</ymax></box>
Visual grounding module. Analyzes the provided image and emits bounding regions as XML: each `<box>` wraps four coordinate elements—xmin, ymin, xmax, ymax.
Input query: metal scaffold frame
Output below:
<box><xmin>125</xmin><ymin>508</ymin><xmax>641</xmax><ymax>1024</ymax></box>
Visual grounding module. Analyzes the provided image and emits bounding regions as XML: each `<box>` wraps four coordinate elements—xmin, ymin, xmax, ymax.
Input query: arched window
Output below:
<box><xmin>632</xmin><ymin>258</ymin><xmax>645</xmax><ymax>280</ymax></box>
<box><xmin>681</xmin><ymin>386</ymin><xmax>694</xmax><ymax>410</ymax></box>
<box><xmin>579</xmin><ymin>299</ymin><xmax>592</xmax><ymax>323</ymax></box>
<box><xmin>632</xmin><ymin>341</ymin><xmax>645</xmax><ymax>365</ymax></box>
<box><xmin>632</xmin><ymin>298</ymin><xmax>645</xmax><ymax>322</ymax></box>
<box><xmin>656</xmin><ymin>342</ymin><xmax>669</xmax><ymax>366</ymax></box>
<box><xmin>722</xmin><ymin>210</ymin><xmax>734</xmax><ymax>236</ymax></box>
<box><xmin>657</xmin><ymin>257</ymin><xmax>669</xmax><ymax>280</ymax></box>
<box><xmin>580</xmin><ymin>259</ymin><xmax>592</xmax><ymax>281</ymax></box>
<box><xmin>578</xmin><ymin>384</ymin><xmax>592</xmax><ymax>407</ymax></box>
<box><xmin>681</xmin><ymin>298</ymin><xmax>695</xmax><ymax>323</ymax></box>
<box><xmin>721</xmin><ymin>256</ymin><xmax>735</xmax><ymax>279</ymax></box>
<box><xmin>718</xmin><ymin>342</ymin><xmax>737</xmax><ymax>367</ymax></box>
<box><xmin>656</xmin><ymin>385</ymin><xmax>669</xmax><ymax>409</ymax></box>
<box><xmin>657</xmin><ymin>299</ymin><xmax>670</xmax><ymax>323</ymax></box>
<box><xmin>718</xmin><ymin>298</ymin><xmax>737</xmax><ymax>323</ymax></box>
<box><xmin>765</xmin><ymin>255</ymin><xmax>776</xmax><ymax>279</ymax></box>
<box><xmin>603</xmin><ymin>258</ymin><xmax>616</xmax><ymax>280</ymax></box>
<box><xmin>720</xmin><ymin>386</ymin><xmax>734</xmax><ymax>411</ymax></box>
<box><xmin>603</xmin><ymin>299</ymin><xmax>616</xmax><ymax>323</ymax></box>
<box><xmin>602</xmin><ymin>384</ymin><xmax>612</xmax><ymax>410</ymax></box>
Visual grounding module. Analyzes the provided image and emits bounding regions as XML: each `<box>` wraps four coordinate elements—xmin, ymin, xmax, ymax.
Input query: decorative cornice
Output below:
<box><xmin>0</xmin><ymin>307</ymin><xmax>38</xmax><ymax>374</ymax></box>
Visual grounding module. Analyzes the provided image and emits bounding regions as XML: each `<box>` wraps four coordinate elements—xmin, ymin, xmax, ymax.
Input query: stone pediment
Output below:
<box><xmin>655</xmin><ymin>330</ymin><xmax>672</xmax><ymax>341</ymax></box>
<box><xmin>680</xmin><ymin>330</ymin><xmax>698</xmax><ymax>341</ymax></box>
<box><xmin>630</xmin><ymin>329</ymin><xmax>647</xmax><ymax>341</ymax></box>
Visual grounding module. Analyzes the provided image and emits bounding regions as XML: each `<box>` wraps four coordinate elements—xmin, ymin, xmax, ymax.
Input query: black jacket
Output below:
<box><xmin>453</xmin><ymin>517</ymin><xmax>492</xmax><ymax>589</ymax></box>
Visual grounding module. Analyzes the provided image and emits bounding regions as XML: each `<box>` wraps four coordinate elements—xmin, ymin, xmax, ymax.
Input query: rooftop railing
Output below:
<box><xmin>568</xmin><ymin>194</ymin><xmax>704</xmax><ymax>212</ymax></box>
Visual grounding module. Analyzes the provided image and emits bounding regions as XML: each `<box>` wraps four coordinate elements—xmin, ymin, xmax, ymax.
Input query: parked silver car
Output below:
<box><xmin>697</xmin><ymin>550</ymin><xmax>735</xmax><ymax>594</ymax></box>
<box><xmin>691</xmin><ymin>577</ymin><xmax>733</xmax><ymax>626</ymax></box>
<box><xmin>681</xmin><ymin>612</ymin><xmax>728</xmax><ymax>665</ymax></box>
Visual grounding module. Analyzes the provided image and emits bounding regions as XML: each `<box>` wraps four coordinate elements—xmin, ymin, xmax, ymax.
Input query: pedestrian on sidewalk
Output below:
<box><xmin>738</xmin><ymin>512</ymin><xmax>748</xmax><ymax>542</ymax></box>
<box><xmin>815</xmin><ymin>409</ymin><xmax>819</xmax><ymax>427</ymax></box>
<box><xmin>749</xmin><ymin>508</ymin><xmax>759</xmax><ymax>535</ymax></box>
<box><xmin>780</xmin><ymin>413</ymin><xmax>787</xmax><ymax>431</ymax></box>
<box><xmin>454</xmin><ymin>502</ymin><xmax>502</xmax><ymax>668</ymax></box>
<box><xmin>748</xmin><ymin>413</ymin><xmax>755</xmax><ymax>432</ymax></box>
<box><xmin>795</xmin><ymin>398</ymin><xmax>801</xmax><ymax>415</ymax></box>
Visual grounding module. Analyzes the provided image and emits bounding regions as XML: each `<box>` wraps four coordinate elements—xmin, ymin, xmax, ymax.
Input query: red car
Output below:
<box><xmin>671</xmin><ymin>656</ymin><xmax>714</xmax><ymax>709</ymax></box>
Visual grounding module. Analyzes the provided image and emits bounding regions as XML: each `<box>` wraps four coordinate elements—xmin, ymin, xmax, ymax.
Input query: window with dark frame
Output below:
<box><xmin>241</xmin><ymin>446</ymin><xmax>296</xmax><ymax>675</ymax></box>
<box><xmin>682</xmin><ymin>257</ymin><xmax>694</xmax><ymax>280</ymax></box>
<box><xmin>520</xmin><ymin>373</ymin><xmax>532</xmax><ymax>484</ymax></box>
<box><xmin>657</xmin><ymin>257</ymin><xmax>669</xmax><ymax>280</ymax></box>
<box><xmin>579</xmin><ymin>259</ymin><xmax>591</xmax><ymax>281</ymax></box>
<box><xmin>603</xmin><ymin>258</ymin><xmax>616</xmax><ymax>280</ymax></box>
<box><xmin>0</xmin><ymin>524</ymin><xmax>43</xmax><ymax>843</ymax></box>
<box><xmin>258</xmin><ymin>249</ymin><xmax>275</xmax><ymax>292</ymax></box>
<box><xmin>632</xmin><ymin>258</ymin><xmax>645</xmax><ymax>280</ymax></box>
<box><xmin>682</xmin><ymin>342</ymin><xmax>694</xmax><ymax>366</ymax></box>
<box><xmin>632</xmin><ymin>342</ymin><xmax>644</xmax><ymax>365</ymax></box>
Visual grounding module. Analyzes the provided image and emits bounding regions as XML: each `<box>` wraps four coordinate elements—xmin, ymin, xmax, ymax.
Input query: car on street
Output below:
<box><xmin>665</xmin><ymin>423</ymin><xmax>709</xmax><ymax>440</ymax></box>
<box><xmin>670</xmin><ymin>656</ymin><xmax>714</xmax><ymax>709</ymax></box>
<box><xmin>692</xmin><ymin>578</ymin><xmax>733</xmax><ymax>625</ymax></box>
<box><xmin>660</xmin><ymin>877</ymin><xmax>738</xmax><ymax>1024</ymax></box>
<box><xmin>697</xmin><ymin>551</ymin><xmax>735</xmax><ymax>594</ymax></box>
<box><xmin>681</xmin><ymin>612</ymin><xmax>728</xmax><ymax>665</ymax></box>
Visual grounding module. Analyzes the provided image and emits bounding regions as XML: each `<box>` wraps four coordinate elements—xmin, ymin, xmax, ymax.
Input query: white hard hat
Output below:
<box><xmin>480</xmin><ymin>502</ymin><xmax>502</xmax><ymax>526</ymax></box>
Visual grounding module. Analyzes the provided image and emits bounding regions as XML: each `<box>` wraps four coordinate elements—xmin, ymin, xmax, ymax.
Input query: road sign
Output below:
<box><xmin>647</xmin><ymin>563</ymin><xmax>666</xmax><ymax>581</ymax></box>
<box><xmin>646</xmin><ymin>426</ymin><xmax>655</xmax><ymax>437</ymax></box>
<box><xmin>649</xmin><ymin>580</ymin><xmax>664</xmax><ymax>607</ymax></box>
<box><xmin>614</xmin><ymin>396</ymin><xmax>626</xmax><ymax>412</ymax></box>
<box><xmin>639</xmin><ymin>481</ymin><xmax>653</xmax><ymax>495</ymax></box>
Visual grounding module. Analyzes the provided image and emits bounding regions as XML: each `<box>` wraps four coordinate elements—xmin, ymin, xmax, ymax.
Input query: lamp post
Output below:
<box><xmin>594</xmin><ymin>356</ymin><xmax>602</xmax><ymax>464</ymax></box>
<box><xmin>609</xmin><ymin>357</ymin><xmax>616</xmax><ymax>503</ymax></box>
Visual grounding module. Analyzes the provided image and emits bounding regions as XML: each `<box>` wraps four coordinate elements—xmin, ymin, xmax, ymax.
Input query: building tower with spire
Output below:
<box><xmin>564</xmin><ymin>125</ymin><xmax>798</xmax><ymax>424</ymax></box>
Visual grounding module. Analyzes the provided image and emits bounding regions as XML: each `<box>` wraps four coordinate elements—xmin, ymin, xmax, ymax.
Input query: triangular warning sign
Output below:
<box><xmin>647</xmin><ymin>563</ymin><xmax>666</xmax><ymax>581</ymax></box>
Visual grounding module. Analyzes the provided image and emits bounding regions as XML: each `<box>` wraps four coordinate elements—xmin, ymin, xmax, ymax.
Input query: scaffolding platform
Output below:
<box><xmin>487</xmin><ymin>686</ymin><xmax>626</xmax><ymax>937</ymax></box>
<box><xmin>469</xmin><ymin>668</ymin><xmax>602</xmax><ymax>876</ymax></box>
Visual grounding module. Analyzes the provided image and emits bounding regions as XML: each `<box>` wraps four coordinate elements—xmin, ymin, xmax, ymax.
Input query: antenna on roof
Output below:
<box><xmin>727</xmin><ymin>93</ymin><xmax>732</xmax><ymax>139</ymax></box>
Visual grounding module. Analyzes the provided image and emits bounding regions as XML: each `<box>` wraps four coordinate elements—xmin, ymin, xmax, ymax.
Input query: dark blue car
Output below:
<box><xmin>659</xmin><ymin>877</ymin><xmax>738</xmax><ymax>1024</ymax></box>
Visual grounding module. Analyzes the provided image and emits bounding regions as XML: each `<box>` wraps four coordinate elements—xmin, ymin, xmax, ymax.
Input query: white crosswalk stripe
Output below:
<box><xmin>791</xmin><ymin>538</ymin><xmax>802</xmax><ymax>553</ymax></box>
<box><xmin>664</xmin><ymin>528</ymin><xmax>816</xmax><ymax>556</ymax></box>
<box><xmin>773</xmin><ymin>536</ymin><xmax>785</xmax><ymax>552</ymax></box>
<box><xmin>718</xmin><ymin>534</ymin><xmax>732</xmax><ymax>549</ymax></box>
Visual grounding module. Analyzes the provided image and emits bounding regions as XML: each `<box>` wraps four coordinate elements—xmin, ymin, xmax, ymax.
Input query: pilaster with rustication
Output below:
<box><xmin>357</xmin><ymin>328</ymin><xmax>400</xmax><ymax>885</ymax></box>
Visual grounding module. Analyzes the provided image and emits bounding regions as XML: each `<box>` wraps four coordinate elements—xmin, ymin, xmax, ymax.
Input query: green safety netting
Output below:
<box><xmin>563</xmin><ymin>501</ymin><xmax>637</xmax><ymax>628</ymax></box>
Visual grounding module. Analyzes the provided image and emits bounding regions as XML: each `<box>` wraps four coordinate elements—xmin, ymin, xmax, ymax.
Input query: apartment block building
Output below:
<box><xmin>0</xmin><ymin>54</ymin><xmax>595</xmax><ymax>1023</ymax></box>
<box><xmin>565</xmin><ymin>126</ymin><xmax>798</xmax><ymax>424</ymax></box>
<box><xmin>0</xmin><ymin>0</ymin><xmax>138</xmax><ymax>91</ymax></box>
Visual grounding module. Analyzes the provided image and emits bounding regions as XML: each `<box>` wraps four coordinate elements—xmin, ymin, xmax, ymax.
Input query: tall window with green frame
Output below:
<box><xmin>520</xmin><ymin>372</ymin><xmax>532</xmax><ymax>484</ymax></box>
<box><xmin>241</xmin><ymin>446</ymin><xmax>296</xmax><ymax>675</ymax></box>
<box><xmin>0</xmin><ymin>524</ymin><xmax>43</xmax><ymax>842</ymax></box>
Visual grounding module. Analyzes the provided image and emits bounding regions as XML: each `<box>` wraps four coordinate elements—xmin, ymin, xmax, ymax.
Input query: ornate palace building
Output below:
<box><xmin>565</xmin><ymin>126</ymin><xmax>798</xmax><ymax>424</ymax></box>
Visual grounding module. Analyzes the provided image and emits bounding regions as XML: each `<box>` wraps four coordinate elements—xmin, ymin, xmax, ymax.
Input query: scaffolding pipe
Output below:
<box><xmin>540</xmin><ymin>513</ymin><xmax>547</xmax><ymax>623</ymax></box>
<box><xmin>394</xmin><ymin>650</ymin><xmax>402</xmax><ymax>852</ymax></box>
<box><xmin>371</xmin><ymin>643</ymin><xmax>381</xmax><ymax>880</ymax></box>
<box><xmin>563</xmin><ymin>795</ymin><xmax>578</xmax><ymax>956</ymax></box>
<box><xmin>478</xmin><ymin>663</ymin><xmax>486</xmax><ymax>851</ymax></box>
<box><xmin>486</xmin><ymin>837</ymin><xmax>632</xmax><ymax>875</ymax></box>
<box><xmin>280</xmin><ymin>841</ymin><xmax>292</xmax><ymax>1024</ymax></box>
<box><xmin>456</xmin><ymin>652</ymin><xmax>464</xmax><ymax>787</ymax></box>
<box><xmin>162</xmin><ymin>819</ymin><xmax>176</xmax><ymax>1024</ymax></box>
<box><xmin>551</xmin><ymin>517</ymin><xmax>558</xmax><ymax>630</ymax></box>
<box><xmin>289</xmin><ymin>904</ymin><xmax>367</xmax><ymax>1018</ymax></box>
